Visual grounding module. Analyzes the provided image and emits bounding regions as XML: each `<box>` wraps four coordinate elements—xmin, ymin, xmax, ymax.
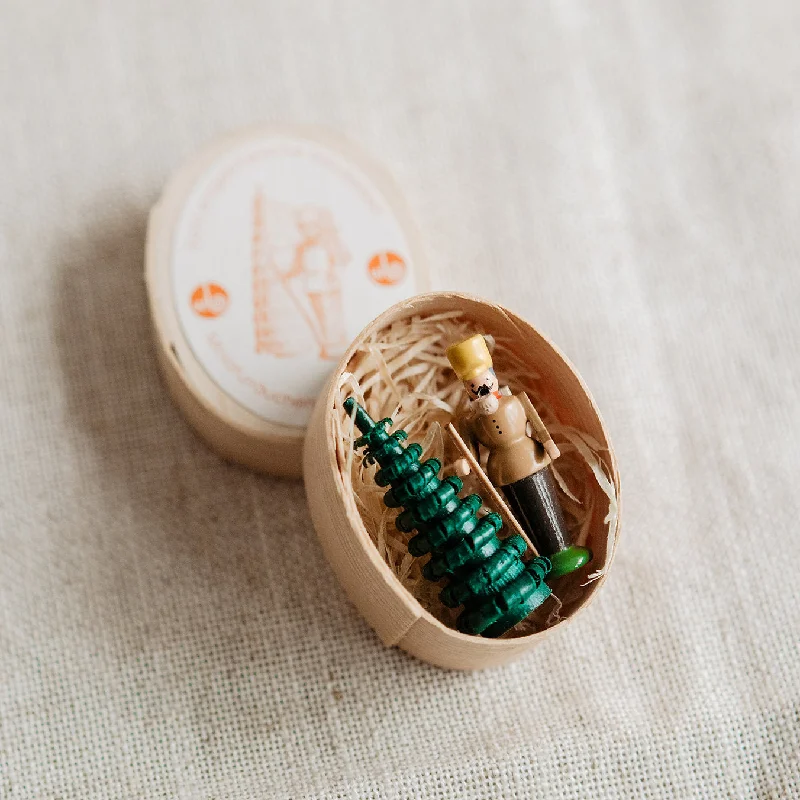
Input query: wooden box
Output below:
<box><xmin>303</xmin><ymin>292</ymin><xmax>620</xmax><ymax>670</ymax></box>
<box><xmin>145</xmin><ymin>126</ymin><xmax>427</xmax><ymax>478</ymax></box>
<box><xmin>145</xmin><ymin>128</ymin><xmax>619</xmax><ymax>670</ymax></box>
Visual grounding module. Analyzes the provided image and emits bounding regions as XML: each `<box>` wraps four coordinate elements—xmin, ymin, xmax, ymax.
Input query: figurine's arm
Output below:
<box><xmin>519</xmin><ymin>393</ymin><xmax>560</xmax><ymax>460</ymax></box>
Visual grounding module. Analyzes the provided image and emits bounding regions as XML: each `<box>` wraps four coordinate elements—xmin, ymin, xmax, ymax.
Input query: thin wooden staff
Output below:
<box><xmin>446</xmin><ymin>422</ymin><xmax>540</xmax><ymax>558</ymax></box>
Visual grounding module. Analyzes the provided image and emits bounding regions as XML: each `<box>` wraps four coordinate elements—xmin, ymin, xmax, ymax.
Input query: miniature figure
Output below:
<box><xmin>446</xmin><ymin>334</ymin><xmax>591</xmax><ymax>578</ymax></box>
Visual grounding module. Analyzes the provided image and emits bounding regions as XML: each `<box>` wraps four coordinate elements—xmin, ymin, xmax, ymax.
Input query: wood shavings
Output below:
<box><xmin>550</xmin><ymin>464</ymin><xmax>582</xmax><ymax>504</ymax></box>
<box><xmin>332</xmin><ymin>311</ymin><xmax>619</xmax><ymax>635</ymax></box>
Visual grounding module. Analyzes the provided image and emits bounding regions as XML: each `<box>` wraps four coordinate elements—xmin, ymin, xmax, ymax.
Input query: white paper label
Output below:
<box><xmin>172</xmin><ymin>136</ymin><xmax>419</xmax><ymax>427</ymax></box>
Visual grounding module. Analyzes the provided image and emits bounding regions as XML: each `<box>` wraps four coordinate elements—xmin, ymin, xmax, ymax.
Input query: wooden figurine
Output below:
<box><xmin>446</xmin><ymin>334</ymin><xmax>592</xmax><ymax>579</ymax></box>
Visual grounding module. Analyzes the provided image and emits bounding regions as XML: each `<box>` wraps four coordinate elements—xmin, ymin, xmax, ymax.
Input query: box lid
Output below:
<box><xmin>146</xmin><ymin>126</ymin><xmax>427</xmax><ymax>477</ymax></box>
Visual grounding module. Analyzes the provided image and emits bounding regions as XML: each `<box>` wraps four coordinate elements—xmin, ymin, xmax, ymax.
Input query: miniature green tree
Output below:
<box><xmin>344</xmin><ymin>399</ymin><xmax>552</xmax><ymax>637</ymax></box>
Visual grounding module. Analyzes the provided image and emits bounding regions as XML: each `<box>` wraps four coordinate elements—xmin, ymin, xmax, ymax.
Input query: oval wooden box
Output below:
<box><xmin>303</xmin><ymin>292</ymin><xmax>621</xmax><ymax>670</ymax></box>
<box><xmin>145</xmin><ymin>125</ymin><xmax>428</xmax><ymax>479</ymax></box>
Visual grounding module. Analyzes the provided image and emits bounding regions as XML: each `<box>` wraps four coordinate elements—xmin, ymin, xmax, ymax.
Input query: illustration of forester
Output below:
<box><xmin>252</xmin><ymin>194</ymin><xmax>350</xmax><ymax>360</ymax></box>
<box><xmin>285</xmin><ymin>206</ymin><xmax>350</xmax><ymax>359</ymax></box>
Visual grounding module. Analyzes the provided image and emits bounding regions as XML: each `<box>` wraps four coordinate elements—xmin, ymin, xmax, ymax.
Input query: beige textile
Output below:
<box><xmin>1</xmin><ymin>1</ymin><xmax>798</xmax><ymax>797</ymax></box>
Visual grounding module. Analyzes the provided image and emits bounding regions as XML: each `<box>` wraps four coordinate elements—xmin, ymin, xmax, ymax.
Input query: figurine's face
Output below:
<box><xmin>465</xmin><ymin>368</ymin><xmax>499</xmax><ymax>401</ymax></box>
<box><xmin>464</xmin><ymin>369</ymin><xmax>500</xmax><ymax>414</ymax></box>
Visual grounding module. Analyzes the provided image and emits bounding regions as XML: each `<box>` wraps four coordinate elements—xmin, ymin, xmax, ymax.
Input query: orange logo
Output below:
<box><xmin>191</xmin><ymin>283</ymin><xmax>229</xmax><ymax>318</ymax></box>
<box><xmin>368</xmin><ymin>251</ymin><xmax>406</xmax><ymax>286</ymax></box>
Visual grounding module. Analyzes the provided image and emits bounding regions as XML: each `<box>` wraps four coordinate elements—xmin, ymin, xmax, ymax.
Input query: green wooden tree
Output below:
<box><xmin>344</xmin><ymin>399</ymin><xmax>552</xmax><ymax>637</ymax></box>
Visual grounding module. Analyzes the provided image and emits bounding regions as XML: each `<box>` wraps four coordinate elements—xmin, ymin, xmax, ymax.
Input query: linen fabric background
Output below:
<box><xmin>1</xmin><ymin>2</ymin><xmax>798</xmax><ymax>798</ymax></box>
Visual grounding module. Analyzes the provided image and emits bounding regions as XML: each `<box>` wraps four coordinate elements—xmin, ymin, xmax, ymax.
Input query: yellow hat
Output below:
<box><xmin>446</xmin><ymin>334</ymin><xmax>493</xmax><ymax>382</ymax></box>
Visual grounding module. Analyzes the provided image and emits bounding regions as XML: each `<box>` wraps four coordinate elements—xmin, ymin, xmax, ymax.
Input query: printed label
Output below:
<box><xmin>172</xmin><ymin>136</ymin><xmax>418</xmax><ymax>427</ymax></box>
